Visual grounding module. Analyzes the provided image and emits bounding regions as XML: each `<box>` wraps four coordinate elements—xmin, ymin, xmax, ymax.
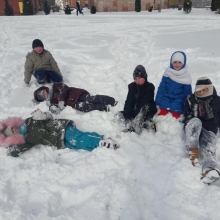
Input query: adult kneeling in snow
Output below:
<box><xmin>0</xmin><ymin>109</ymin><xmax>119</xmax><ymax>157</ymax></box>
<box><xmin>184</xmin><ymin>77</ymin><xmax>220</xmax><ymax>184</ymax></box>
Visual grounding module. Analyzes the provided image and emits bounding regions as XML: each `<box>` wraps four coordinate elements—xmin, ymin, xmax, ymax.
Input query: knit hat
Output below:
<box><xmin>170</xmin><ymin>51</ymin><xmax>187</xmax><ymax>69</ymax></box>
<box><xmin>195</xmin><ymin>77</ymin><xmax>213</xmax><ymax>98</ymax></box>
<box><xmin>3</xmin><ymin>126</ymin><xmax>14</xmax><ymax>137</ymax></box>
<box><xmin>34</xmin><ymin>86</ymin><xmax>49</xmax><ymax>102</ymax></box>
<box><xmin>133</xmin><ymin>65</ymin><xmax>147</xmax><ymax>80</ymax></box>
<box><xmin>32</xmin><ymin>39</ymin><xmax>44</xmax><ymax>49</ymax></box>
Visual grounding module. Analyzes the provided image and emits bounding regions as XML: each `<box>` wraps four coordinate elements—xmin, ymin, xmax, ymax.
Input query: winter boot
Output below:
<box><xmin>142</xmin><ymin>118</ymin><xmax>157</xmax><ymax>133</ymax></box>
<box><xmin>201</xmin><ymin>168</ymin><xmax>220</xmax><ymax>184</ymax></box>
<box><xmin>188</xmin><ymin>148</ymin><xmax>199</xmax><ymax>166</ymax></box>
<box><xmin>99</xmin><ymin>138</ymin><xmax>120</xmax><ymax>150</ymax></box>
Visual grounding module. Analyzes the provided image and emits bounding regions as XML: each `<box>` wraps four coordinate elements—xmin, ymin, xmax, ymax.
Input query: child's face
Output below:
<box><xmin>34</xmin><ymin>46</ymin><xmax>44</xmax><ymax>54</ymax></box>
<box><xmin>43</xmin><ymin>90</ymin><xmax>48</xmax><ymax>98</ymax></box>
<box><xmin>12</xmin><ymin>127</ymin><xmax>19</xmax><ymax>135</ymax></box>
<box><xmin>172</xmin><ymin>61</ymin><xmax>183</xmax><ymax>71</ymax></box>
<box><xmin>196</xmin><ymin>88</ymin><xmax>209</xmax><ymax>97</ymax></box>
<box><xmin>134</xmin><ymin>77</ymin><xmax>145</xmax><ymax>85</ymax></box>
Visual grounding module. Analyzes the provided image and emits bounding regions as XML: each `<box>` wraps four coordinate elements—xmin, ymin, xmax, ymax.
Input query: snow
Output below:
<box><xmin>1</xmin><ymin>7</ymin><xmax>220</xmax><ymax>220</ymax></box>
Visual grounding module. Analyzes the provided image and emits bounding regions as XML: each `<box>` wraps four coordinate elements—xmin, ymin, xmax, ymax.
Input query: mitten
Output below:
<box><xmin>49</xmin><ymin>105</ymin><xmax>61</xmax><ymax>115</ymax></box>
<box><xmin>23</xmin><ymin>82</ymin><xmax>29</xmax><ymax>87</ymax></box>
<box><xmin>58</xmin><ymin>101</ymin><xmax>65</xmax><ymax>111</ymax></box>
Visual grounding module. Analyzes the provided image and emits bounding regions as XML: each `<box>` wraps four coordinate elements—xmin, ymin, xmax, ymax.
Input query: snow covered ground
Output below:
<box><xmin>1</xmin><ymin>7</ymin><xmax>220</xmax><ymax>220</ymax></box>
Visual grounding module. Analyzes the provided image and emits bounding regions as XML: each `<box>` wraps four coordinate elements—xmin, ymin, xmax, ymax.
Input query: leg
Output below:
<box><xmin>130</xmin><ymin>104</ymin><xmax>157</xmax><ymax>134</ymax></box>
<box><xmin>85</xmin><ymin>95</ymin><xmax>116</xmax><ymax>106</ymax></box>
<box><xmin>158</xmin><ymin>108</ymin><xmax>169</xmax><ymax>116</ymax></box>
<box><xmin>75</xmin><ymin>101</ymin><xmax>108</xmax><ymax>112</ymax></box>
<box><xmin>64</xmin><ymin>124</ymin><xmax>103</xmax><ymax>151</ymax></box>
<box><xmin>170</xmin><ymin>111</ymin><xmax>181</xmax><ymax>119</ymax></box>
<box><xmin>46</xmin><ymin>71</ymin><xmax>63</xmax><ymax>83</ymax></box>
<box><xmin>199</xmin><ymin>128</ymin><xmax>220</xmax><ymax>183</ymax></box>
<box><xmin>34</xmin><ymin>70</ymin><xmax>62</xmax><ymax>83</ymax></box>
<box><xmin>34</xmin><ymin>69</ymin><xmax>48</xmax><ymax>84</ymax></box>
<box><xmin>185</xmin><ymin>118</ymin><xmax>202</xmax><ymax>166</ymax></box>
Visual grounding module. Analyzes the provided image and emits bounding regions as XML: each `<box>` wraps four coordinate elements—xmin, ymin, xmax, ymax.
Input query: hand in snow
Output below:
<box><xmin>23</xmin><ymin>82</ymin><xmax>29</xmax><ymax>87</ymax></box>
<box><xmin>58</xmin><ymin>101</ymin><xmax>65</xmax><ymax>111</ymax></box>
<box><xmin>49</xmin><ymin>105</ymin><xmax>61</xmax><ymax>115</ymax></box>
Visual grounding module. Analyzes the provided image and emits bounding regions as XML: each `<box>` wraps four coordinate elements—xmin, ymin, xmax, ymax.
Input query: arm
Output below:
<box><xmin>7</xmin><ymin>143</ymin><xmax>34</xmax><ymax>157</ymax></box>
<box><xmin>183</xmin><ymin>95</ymin><xmax>194</xmax><ymax>126</ymax></box>
<box><xmin>24</xmin><ymin>54</ymin><xmax>34</xmax><ymax>84</ymax></box>
<box><xmin>49</xmin><ymin>52</ymin><xmax>62</xmax><ymax>76</ymax></box>
<box><xmin>53</xmin><ymin>83</ymin><xmax>69</xmax><ymax>102</ymax></box>
<box><xmin>123</xmin><ymin>84</ymin><xmax>135</xmax><ymax>120</ymax></box>
<box><xmin>155</xmin><ymin>77</ymin><xmax>167</xmax><ymax>107</ymax></box>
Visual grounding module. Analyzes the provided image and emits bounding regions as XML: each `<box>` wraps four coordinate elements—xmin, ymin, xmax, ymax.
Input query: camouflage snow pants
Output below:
<box><xmin>185</xmin><ymin>118</ymin><xmax>219</xmax><ymax>172</ymax></box>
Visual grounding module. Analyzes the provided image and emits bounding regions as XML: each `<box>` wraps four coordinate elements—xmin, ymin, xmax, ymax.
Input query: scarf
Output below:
<box><xmin>195</xmin><ymin>96</ymin><xmax>214</xmax><ymax>120</ymax></box>
<box><xmin>163</xmin><ymin>66</ymin><xmax>192</xmax><ymax>85</ymax></box>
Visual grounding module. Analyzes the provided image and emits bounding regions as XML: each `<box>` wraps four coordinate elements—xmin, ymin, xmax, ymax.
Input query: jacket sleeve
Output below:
<box><xmin>123</xmin><ymin>84</ymin><xmax>135</xmax><ymax>120</ymax></box>
<box><xmin>7</xmin><ymin>143</ymin><xmax>34</xmax><ymax>157</ymax></box>
<box><xmin>155</xmin><ymin>77</ymin><xmax>166</xmax><ymax>107</ymax></box>
<box><xmin>183</xmin><ymin>95</ymin><xmax>194</xmax><ymax>126</ymax></box>
<box><xmin>182</xmin><ymin>84</ymin><xmax>192</xmax><ymax>102</ymax></box>
<box><xmin>24</xmin><ymin>53</ymin><xmax>34</xmax><ymax>84</ymax></box>
<box><xmin>49</xmin><ymin>52</ymin><xmax>62</xmax><ymax>76</ymax></box>
<box><xmin>53</xmin><ymin>83</ymin><xmax>69</xmax><ymax>102</ymax></box>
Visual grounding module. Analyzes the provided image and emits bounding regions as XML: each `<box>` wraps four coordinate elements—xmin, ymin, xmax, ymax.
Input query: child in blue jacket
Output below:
<box><xmin>155</xmin><ymin>51</ymin><xmax>192</xmax><ymax>119</ymax></box>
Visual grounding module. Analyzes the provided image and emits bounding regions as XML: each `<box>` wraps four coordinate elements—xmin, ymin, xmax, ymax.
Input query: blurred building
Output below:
<box><xmin>63</xmin><ymin>0</ymin><xmax>170</xmax><ymax>11</ymax></box>
<box><xmin>0</xmin><ymin>0</ymin><xmax>43</xmax><ymax>15</ymax></box>
<box><xmin>192</xmin><ymin>0</ymin><xmax>211</xmax><ymax>8</ymax></box>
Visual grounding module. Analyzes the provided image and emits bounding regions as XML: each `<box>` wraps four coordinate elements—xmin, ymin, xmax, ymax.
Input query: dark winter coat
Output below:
<box><xmin>184</xmin><ymin>88</ymin><xmax>220</xmax><ymax>134</ymax></box>
<box><xmin>34</xmin><ymin>83</ymin><xmax>88</xmax><ymax>107</ymax></box>
<box><xmin>123</xmin><ymin>81</ymin><xmax>157</xmax><ymax>120</ymax></box>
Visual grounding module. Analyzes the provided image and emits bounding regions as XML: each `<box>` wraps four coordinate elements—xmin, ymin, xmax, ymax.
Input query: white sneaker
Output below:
<box><xmin>201</xmin><ymin>169</ymin><xmax>220</xmax><ymax>184</ymax></box>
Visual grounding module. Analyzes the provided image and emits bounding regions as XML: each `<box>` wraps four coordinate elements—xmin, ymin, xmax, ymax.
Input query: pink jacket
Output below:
<box><xmin>0</xmin><ymin>118</ymin><xmax>25</xmax><ymax>147</ymax></box>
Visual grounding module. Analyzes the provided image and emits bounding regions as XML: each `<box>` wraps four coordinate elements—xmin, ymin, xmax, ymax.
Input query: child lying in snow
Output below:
<box><xmin>34</xmin><ymin>82</ymin><xmax>117</xmax><ymax>114</ymax></box>
<box><xmin>0</xmin><ymin>109</ymin><xmax>119</xmax><ymax>157</ymax></box>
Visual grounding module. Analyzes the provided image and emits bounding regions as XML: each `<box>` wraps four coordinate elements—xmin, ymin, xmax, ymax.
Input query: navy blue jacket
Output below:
<box><xmin>123</xmin><ymin>81</ymin><xmax>157</xmax><ymax>120</ymax></box>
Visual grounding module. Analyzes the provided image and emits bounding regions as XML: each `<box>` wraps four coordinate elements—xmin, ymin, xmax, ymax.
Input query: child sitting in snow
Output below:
<box><xmin>24</xmin><ymin>39</ymin><xmax>63</xmax><ymax>86</ymax></box>
<box><xmin>0</xmin><ymin>109</ymin><xmax>119</xmax><ymax>157</ymax></box>
<box><xmin>155</xmin><ymin>51</ymin><xmax>192</xmax><ymax>119</ymax></box>
<box><xmin>184</xmin><ymin>77</ymin><xmax>220</xmax><ymax>184</ymax></box>
<box><xmin>119</xmin><ymin>65</ymin><xmax>157</xmax><ymax>134</ymax></box>
<box><xmin>34</xmin><ymin>82</ymin><xmax>117</xmax><ymax>114</ymax></box>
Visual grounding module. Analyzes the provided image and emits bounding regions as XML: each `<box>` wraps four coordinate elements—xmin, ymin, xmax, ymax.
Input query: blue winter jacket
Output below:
<box><xmin>155</xmin><ymin>76</ymin><xmax>192</xmax><ymax>114</ymax></box>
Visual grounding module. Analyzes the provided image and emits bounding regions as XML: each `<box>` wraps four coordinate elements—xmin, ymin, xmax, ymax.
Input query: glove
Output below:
<box><xmin>125</xmin><ymin>119</ymin><xmax>131</xmax><ymax>129</ymax></box>
<box><xmin>23</xmin><ymin>82</ymin><xmax>29</xmax><ymax>87</ymax></box>
<box><xmin>49</xmin><ymin>105</ymin><xmax>61</xmax><ymax>115</ymax></box>
<box><xmin>58</xmin><ymin>101</ymin><xmax>65</xmax><ymax>111</ymax></box>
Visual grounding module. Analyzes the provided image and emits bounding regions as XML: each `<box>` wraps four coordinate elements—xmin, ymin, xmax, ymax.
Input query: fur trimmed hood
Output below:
<box><xmin>0</xmin><ymin>118</ymin><xmax>25</xmax><ymax>147</ymax></box>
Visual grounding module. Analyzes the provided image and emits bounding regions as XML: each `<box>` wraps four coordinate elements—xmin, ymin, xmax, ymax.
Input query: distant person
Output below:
<box><xmin>155</xmin><ymin>51</ymin><xmax>192</xmax><ymax>119</ymax></box>
<box><xmin>34</xmin><ymin>82</ymin><xmax>117</xmax><ymax>114</ymax></box>
<box><xmin>76</xmin><ymin>1</ymin><xmax>84</xmax><ymax>16</ymax></box>
<box><xmin>184</xmin><ymin>77</ymin><xmax>220</xmax><ymax>184</ymax></box>
<box><xmin>0</xmin><ymin>109</ymin><xmax>119</xmax><ymax>157</ymax></box>
<box><xmin>24</xmin><ymin>39</ymin><xmax>63</xmax><ymax>86</ymax></box>
<box><xmin>118</xmin><ymin>65</ymin><xmax>157</xmax><ymax>134</ymax></box>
